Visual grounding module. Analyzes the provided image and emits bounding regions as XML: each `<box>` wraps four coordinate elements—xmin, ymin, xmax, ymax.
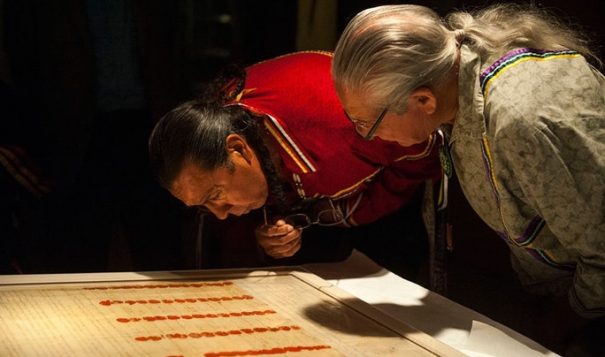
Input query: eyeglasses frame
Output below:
<box><xmin>283</xmin><ymin>209</ymin><xmax>345</xmax><ymax>229</ymax></box>
<box><xmin>364</xmin><ymin>107</ymin><xmax>388</xmax><ymax>140</ymax></box>
<box><xmin>262</xmin><ymin>201</ymin><xmax>346</xmax><ymax>230</ymax></box>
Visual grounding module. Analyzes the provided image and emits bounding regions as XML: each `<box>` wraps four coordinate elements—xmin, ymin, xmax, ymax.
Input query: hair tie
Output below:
<box><xmin>223</xmin><ymin>77</ymin><xmax>245</xmax><ymax>103</ymax></box>
<box><xmin>453</xmin><ymin>29</ymin><xmax>466</xmax><ymax>45</ymax></box>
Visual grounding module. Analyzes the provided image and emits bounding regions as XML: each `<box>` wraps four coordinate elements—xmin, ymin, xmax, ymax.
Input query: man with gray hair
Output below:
<box><xmin>332</xmin><ymin>3</ymin><xmax>604</xmax><ymax>355</ymax></box>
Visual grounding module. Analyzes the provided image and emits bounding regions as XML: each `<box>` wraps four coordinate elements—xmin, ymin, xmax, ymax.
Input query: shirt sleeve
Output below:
<box><xmin>494</xmin><ymin>108</ymin><xmax>605</xmax><ymax>318</ymax></box>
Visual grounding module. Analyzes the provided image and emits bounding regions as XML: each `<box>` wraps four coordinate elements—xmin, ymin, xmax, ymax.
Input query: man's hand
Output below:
<box><xmin>255</xmin><ymin>219</ymin><xmax>302</xmax><ymax>258</ymax></box>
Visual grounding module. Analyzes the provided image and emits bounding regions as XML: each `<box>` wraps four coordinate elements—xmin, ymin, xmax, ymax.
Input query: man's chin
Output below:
<box><xmin>395</xmin><ymin>137</ymin><xmax>429</xmax><ymax>148</ymax></box>
<box><xmin>381</xmin><ymin>137</ymin><xmax>417</xmax><ymax>148</ymax></box>
<box><xmin>254</xmin><ymin>199</ymin><xmax>267</xmax><ymax>210</ymax></box>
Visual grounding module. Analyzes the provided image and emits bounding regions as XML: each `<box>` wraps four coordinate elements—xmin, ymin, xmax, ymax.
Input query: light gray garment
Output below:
<box><xmin>450</xmin><ymin>45</ymin><xmax>605</xmax><ymax>318</ymax></box>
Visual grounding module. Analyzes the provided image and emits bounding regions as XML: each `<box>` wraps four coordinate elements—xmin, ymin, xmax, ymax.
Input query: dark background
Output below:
<box><xmin>0</xmin><ymin>0</ymin><xmax>603</xmax><ymax>352</ymax></box>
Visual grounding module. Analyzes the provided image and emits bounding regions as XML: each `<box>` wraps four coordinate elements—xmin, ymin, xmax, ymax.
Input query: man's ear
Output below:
<box><xmin>409</xmin><ymin>87</ymin><xmax>437</xmax><ymax>115</ymax></box>
<box><xmin>226</xmin><ymin>133</ymin><xmax>254</xmax><ymax>163</ymax></box>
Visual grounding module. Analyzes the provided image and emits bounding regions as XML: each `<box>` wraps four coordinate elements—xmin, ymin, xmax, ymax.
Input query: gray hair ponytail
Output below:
<box><xmin>446</xmin><ymin>3</ymin><xmax>598</xmax><ymax>65</ymax></box>
<box><xmin>333</xmin><ymin>4</ymin><xmax>599</xmax><ymax>114</ymax></box>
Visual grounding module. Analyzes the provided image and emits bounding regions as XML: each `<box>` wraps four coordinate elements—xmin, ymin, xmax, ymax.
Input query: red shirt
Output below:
<box><xmin>232</xmin><ymin>52</ymin><xmax>440</xmax><ymax>226</ymax></box>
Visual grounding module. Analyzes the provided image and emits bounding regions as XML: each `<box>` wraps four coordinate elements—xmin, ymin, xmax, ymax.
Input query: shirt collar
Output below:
<box><xmin>451</xmin><ymin>45</ymin><xmax>488</xmax><ymax>142</ymax></box>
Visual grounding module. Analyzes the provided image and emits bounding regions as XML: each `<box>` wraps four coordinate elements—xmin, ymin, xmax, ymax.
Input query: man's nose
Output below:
<box><xmin>354</xmin><ymin>125</ymin><xmax>368</xmax><ymax>139</ymax></box>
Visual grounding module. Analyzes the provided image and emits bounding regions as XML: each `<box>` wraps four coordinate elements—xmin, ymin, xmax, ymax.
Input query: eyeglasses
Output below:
<box><xmin>364</xmin><ymin>107</ymin><xmax>388</xmax><ymax>140</ymax></box>
<box><xmin>345</xmin><ymin>108</ymin><xmax>388</xmax><ymax>140</ymax></box>
<box><xmin>263</xmin><ymin>202</ymin><xmax>346</xmax><ymax>230</ymax></box>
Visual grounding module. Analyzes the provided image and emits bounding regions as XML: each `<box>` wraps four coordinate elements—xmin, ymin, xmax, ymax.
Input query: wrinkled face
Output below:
<box><xmin>169</xmin><ymin>140</ymin><xmax>268</xmax><ymax>219</ymax></box>
<box><xmin>341</xmin><ymin>89</ymin><xmax>440</xmax><ymax>147</ymax></box>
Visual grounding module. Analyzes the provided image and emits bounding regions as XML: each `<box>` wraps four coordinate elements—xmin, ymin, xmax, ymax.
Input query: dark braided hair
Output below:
<box><xmin>148</xmin><ymin>66</ymin><xmax>289</xmax><ymax>213</ymax></box>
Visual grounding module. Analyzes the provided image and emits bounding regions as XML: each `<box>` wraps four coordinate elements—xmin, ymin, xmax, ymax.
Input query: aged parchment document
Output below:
<box><xmin>0</xmin><ymin>269</ymin><xmax>465</xmax><ymax>356</ymax></box>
